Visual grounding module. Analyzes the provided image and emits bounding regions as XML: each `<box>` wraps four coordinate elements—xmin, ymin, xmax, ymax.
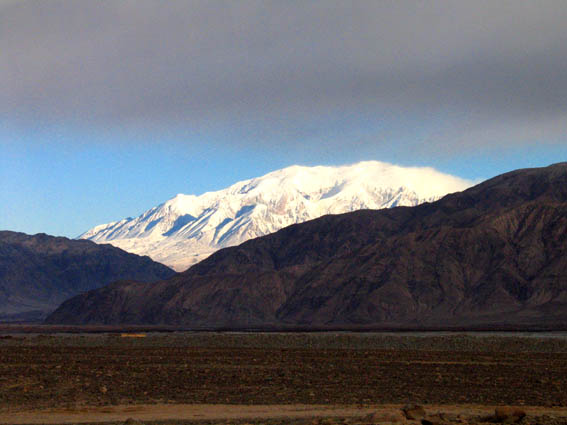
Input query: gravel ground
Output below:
<box><xmin>1</xmin><ymin>332</ymin><xmax>566</xmax><ymax>415</ymax></box>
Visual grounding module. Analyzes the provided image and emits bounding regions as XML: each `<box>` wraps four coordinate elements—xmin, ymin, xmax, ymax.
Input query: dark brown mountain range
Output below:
<box><xmin>46</xmin><ymin>163</ymin><xmax>567</xmax><ymax>329</ymax></box>
<box><xmin>0</xmin><ymin>231</ymin><xmax>175</xmax><ymax>321</ymax></box>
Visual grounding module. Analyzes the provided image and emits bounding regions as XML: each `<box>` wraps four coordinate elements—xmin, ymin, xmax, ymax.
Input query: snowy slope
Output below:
<box><xmin>80</xmin><ymin>161</ymin><xmax>473</xmax><ymax>271</ymax></box>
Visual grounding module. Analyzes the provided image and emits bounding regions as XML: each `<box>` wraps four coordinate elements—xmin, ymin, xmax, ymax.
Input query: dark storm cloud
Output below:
<box><xmin>2</xmin><ymin>0</ymin><xmax>567</xmax><ymax>149</ymax></box>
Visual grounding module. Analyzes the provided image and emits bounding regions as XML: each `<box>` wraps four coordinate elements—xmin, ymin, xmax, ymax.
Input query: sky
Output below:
<box><xmin>1</xmin><ymin>0</ymin><xmax>567</xmax><ymax>237</ymax></box>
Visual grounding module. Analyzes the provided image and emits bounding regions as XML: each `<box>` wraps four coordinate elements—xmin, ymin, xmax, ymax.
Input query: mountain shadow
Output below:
<box><xmin>0</xmin><ymin>231</ymin><xmax>175</xmax><ymax>321</ymax></box>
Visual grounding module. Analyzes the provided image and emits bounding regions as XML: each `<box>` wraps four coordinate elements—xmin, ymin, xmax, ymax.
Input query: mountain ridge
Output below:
<box><xmin>47</xmin><ymin>163</ymin><xmax>567</xmax><ymax>328</ymax></box>
<box><xmin>0</xmin><ymin>231</ymin><xmax>176</xmax><ymax>320</ymax></box>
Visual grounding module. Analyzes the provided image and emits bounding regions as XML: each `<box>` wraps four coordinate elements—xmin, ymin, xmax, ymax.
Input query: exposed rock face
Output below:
<box><xmin>0</xmin><ymin>232</ymin><xmax>175</xmax><ymax>320</ymax></box>
<box><xmin>47</xmin><ymin>163</ymin><xmax>567</xmax><ymax>329</ymax></box>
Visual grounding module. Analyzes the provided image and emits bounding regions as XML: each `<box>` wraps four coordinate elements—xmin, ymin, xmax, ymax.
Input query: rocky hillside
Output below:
<box><xmin>47</xmin><ymin>163</ymin><xmax>567</xmax><ymax>329</ymax></box>
<box><xmin>0</xmin><ymin>232</ymin><xmax>175</xmax><ymax>321</ymax></box>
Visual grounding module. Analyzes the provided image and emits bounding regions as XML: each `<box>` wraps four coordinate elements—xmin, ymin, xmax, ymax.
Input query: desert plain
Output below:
<box><xmin>0</xmin><ymin>329</ymin><xmax>566</xmax><ymax>425</ymax></box>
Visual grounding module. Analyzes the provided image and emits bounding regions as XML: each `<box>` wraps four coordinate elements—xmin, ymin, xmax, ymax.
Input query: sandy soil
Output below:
<box><xmin>0</xmin><ymin>403</ymin><xmax>376</xmax><ymax>424</ymax></box>
<box><xmin>0</xmin><ymin>404</ymin><xmax>567</xmax><ymax>425</ymax></box>
<box><xmin>3</xmin><ymin>403</ymin><xmax>567</xmax><ymax>424</ymax></box>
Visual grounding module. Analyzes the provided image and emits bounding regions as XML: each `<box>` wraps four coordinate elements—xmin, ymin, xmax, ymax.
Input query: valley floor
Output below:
<box><xmin>0</xmin><ymin>331</ymin><xmax>566</xmax><ymax>424</ymax></box>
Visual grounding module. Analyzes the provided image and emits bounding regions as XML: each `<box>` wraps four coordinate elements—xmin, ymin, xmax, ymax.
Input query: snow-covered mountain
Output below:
<box><xmin>80</xmin><ymin>161</ymin><xmax>473</xmax><ymax>271</ymax></box>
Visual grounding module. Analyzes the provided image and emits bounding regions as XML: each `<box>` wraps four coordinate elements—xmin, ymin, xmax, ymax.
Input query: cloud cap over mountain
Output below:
<box><xmin>2</xmin><ymin>0</ymin><xmax>567</xmax><ymax>151</ymax></box>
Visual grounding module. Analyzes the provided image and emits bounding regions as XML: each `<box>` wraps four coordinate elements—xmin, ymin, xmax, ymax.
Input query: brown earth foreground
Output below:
<box><xmin>3</xmin><ymin>403</ymin><xmax>567</xmax><ymax>425</ymax></box>
<box><xmin>1</xmin><ymin>332</ymin><xmax>566</xmax><ymax>424</ymax></box>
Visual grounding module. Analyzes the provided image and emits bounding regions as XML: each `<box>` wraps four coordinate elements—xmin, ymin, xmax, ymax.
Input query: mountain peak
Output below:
<box><xmin>80</xmin><ymin>161</ymin><xmax>473</xmax><ymax>271</ymax></box>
